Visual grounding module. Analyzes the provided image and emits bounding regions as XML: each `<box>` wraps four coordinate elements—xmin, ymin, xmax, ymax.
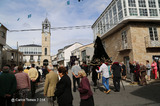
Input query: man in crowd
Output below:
<box><xmin>81</xmin><ymin>61</ymin><xmax>89</xmax><ymax>76</ymax></box>
<box><xmin>28</xmin><ymin>64</ymin><xmax>38</xmax><ymax>97</ymax></box>
<box><xmin>96</xmin><ymin>60</ymin><xmax>111</xmax><ymax>94</ymax></box>
<box><xmin>111</xmin><ymin>62</ymin><xmax>122</xmax><ymax>92</ymax></box>
<box><xmin>72</xmin><ymin>61</ymin><xmax>81</xmax><ymax>92</ymax></box>
<box><xmin>44</xmin><ymin>65</ymin><xmax>59</xmax><ymax>106</ymax></box>
<box><xmin>24</xmin><ymin>67</ymin><xmax>30</xmax><ymax>74</ymax></box>
<box><xmin>0</xmin><ymin>66</ymin><xmax>17</xmax><ymax>106</ymax></box>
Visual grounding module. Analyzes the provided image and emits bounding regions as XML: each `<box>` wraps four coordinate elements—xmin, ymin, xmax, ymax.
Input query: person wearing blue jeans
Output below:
<box><xmin>102</xmin><ymin>77</ymin><xmax>109</xmax><ymax>91</ymax></box>
<box><xmin>96</xmin><ymin>61</ymin><xmax>111</xmax><ymax>94</ymax></box>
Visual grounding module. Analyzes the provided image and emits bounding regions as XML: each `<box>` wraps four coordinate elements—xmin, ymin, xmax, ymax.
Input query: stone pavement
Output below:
<box><xmin>13</xmin><ymin>70</ymin><xmax>160</xmax><ymax>106</ymax></box>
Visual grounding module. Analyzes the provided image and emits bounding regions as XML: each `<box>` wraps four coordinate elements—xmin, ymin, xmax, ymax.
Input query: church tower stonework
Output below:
<box><xmin>40</xmin><ymin>18</ymin><xmax>52</xmax><ymax>66</ymax></box>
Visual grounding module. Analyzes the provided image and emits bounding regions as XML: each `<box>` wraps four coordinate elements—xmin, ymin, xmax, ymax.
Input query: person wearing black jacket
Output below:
<box><xmin>111</xmin><ymin>62</ymin><xmax>121</xmax><ymax>92</ymax></box>
<box><xmin>129</xmin><ymin>61</ymin><xmax>135</xmax><ymax>84</ymax></box>
<box><xmin>54</xmin><ymin>67</ymin><xmax>73</xmax><ymax>106</ymax></box>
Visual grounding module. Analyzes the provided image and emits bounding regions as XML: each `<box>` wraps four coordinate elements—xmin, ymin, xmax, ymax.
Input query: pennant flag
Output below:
<box><xmin>28</xmin><ymin>14</ymin><xmax>32</xmax><ymax>18</ymax></box>
<box><xmin>67</xmin><ymin>1</ymin><xmax>70</xmax><ymax>5</ymax></box>
<box><xmin>17</xmin><ymin>18</ymin><xmax>20</xmax><ymax>21</ymax></box>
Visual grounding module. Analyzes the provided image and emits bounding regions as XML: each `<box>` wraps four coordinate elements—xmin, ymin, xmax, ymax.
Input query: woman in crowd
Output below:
<box><xmin>54</xmin><ymin>67</ymin><xmax>73</xmax><ymax>106</ymax></box>
<box><xmin>78</xmin><ymin>70</ymin><xmax>94</xmax><ymax>106</ymax></box>
<box><xmin>139</xmin><ymin>63</ymin><xmax>147</xmax><ymax>86</ymax></box>
<box><xmin>121</xmin><ymin>62</ymin><xmax>126</xmax><ymax>80</ymax></box>
<box><xmin>146</xmin><ymin>60</ymin><xmax>151</xmax><ymax>81</ymax></box>
<box><xmin>151</xmin><ymin>60</ymin><xmax>158</xmax><ymax>79</ymax></box>
<box><xmin>15</xmin><ymin>66</ymin><xmax>30</xmax><ymax>106</ymax></box>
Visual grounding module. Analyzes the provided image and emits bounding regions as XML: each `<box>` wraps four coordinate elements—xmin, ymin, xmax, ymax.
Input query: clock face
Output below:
<box><xmin>45</xmin><ymin>32</ymin><xmax>48</xmax><ymax>36</ymax></box>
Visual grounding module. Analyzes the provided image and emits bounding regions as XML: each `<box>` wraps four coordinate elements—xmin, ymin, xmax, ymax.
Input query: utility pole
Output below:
<box><xmin>17</xmin><ymin>42</ymin><xmax>19</xmax><ymax>66</ymax></box>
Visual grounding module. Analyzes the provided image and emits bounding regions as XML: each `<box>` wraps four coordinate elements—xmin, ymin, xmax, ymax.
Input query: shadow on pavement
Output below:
<box><xmin>130</xmin><ymin>81</ymin><xmax>160</xmax><ymax>103</ymax></box>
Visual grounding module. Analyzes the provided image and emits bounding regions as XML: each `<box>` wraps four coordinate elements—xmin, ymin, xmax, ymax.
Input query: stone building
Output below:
<box><xmin>0</xmin><ymin>23</ymin><xmax>7</xmax><ymax>68</ymax></box>
<box><xmin>92</xmin><ymin>0</ymin><xmax>160</xmax><ymax>71</ymax></box>
<box><xmin>2</xmin><ymin>44</ymin><xmax>23</xmax><ymax>67</ymax></box>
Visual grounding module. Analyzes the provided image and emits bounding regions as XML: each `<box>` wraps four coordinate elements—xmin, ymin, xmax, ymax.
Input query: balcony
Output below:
<box><xmin>29</xmin><ymin>59</ymin><xmax>35</xmax><ymax>63</ymax></box>
<box><xmin>145</xmin><ymin>36</ymin><xmax>160</xmax><ymax>49</ymax></box>
<box><xmin>117</xmin><ymin>41</ymin><xmax>131</xmax><ymax>52</ymax></box>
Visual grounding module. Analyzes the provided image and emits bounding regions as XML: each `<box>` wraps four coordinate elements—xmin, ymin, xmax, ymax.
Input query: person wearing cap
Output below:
<box><xmin>28</xmin><ymin>64</ymin><xmax>38</xmax><ymax>97</ymax></box>
<box><xmin>71</xmin><ymin>61</ymin><xmax>81</xmax><ymax>92</ymax></box>
<box><xmin>0</xmin><ymin>66</ymin><xmax>17</xmax><ymax>106</ymax></box>
<box><xmin>44</xmin><ymin>65</ymin><xmax>59</xmax><ymax>106</ymax></box>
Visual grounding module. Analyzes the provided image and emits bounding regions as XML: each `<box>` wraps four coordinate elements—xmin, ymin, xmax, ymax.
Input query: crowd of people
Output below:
<box><xmin>0</xmin><ymin>59</ymin><xmax>160</xmax><ymax>106</ymax></box>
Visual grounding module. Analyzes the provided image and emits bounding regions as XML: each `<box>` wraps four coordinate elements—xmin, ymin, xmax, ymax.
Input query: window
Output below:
<box><xmin>0</xmin><ymin>31</ymin><xmax>5</xmax><ymax>38</ymax></box>
<box><xmin>102</xmin><ymin>17</ymin><xmax>106</xmax><ymax>33</ymax></box>
<box><xmin>138</xmin><ymin>0</ymin><xmax>146</xmax><ymax>7</ymax></box>
<box><xmin>128</xmin><ymin>0</ymin><xmax>136</xmax><ymax>7</ymax></box>
<box><xmin>109</xmin><ymin>10</ymin><xmax>112</xmax><ymax>19</ymax></box>
<box><xmin>139</xmin><ymin>9</ymin><xmax>148</xmax><ymax>16</ymax></box>
<box><xmin>118</xmin><ymin>11</ymin><xmax>123</xmax><ymax>21</ymax></box>
<box><xmin>129</xmin><ymin>8</ymin><xmax>138</xmax><ymax>16</ymax></box>
<box><xmin>148</xmin><ymin>0</ymin><xmax>156</xmax><ymax>7</ymax></box>
<box><xmin>30</xmin><ymin>55</ymin><xmax>33</xmax><ymax>60</ymax></box>
<box><xmin>105</xmin><ymin>13</ymin><xmax>109</xmax><ymax>30</ymax></box>
<box><xmin>122</xmin><ymin>31</ymin><xmax>127</xmax><ymax>43</ymax></box>
<box><xmin>149</xmin><ymin>27</ymin><xmax>158</xmax><ymax>41</ymax></box>
<box><xmin>124</xmin><ymin>9</ymin><xmax>127</xmax><ymax>16</ymax></box>
<box><xmin>45</xmin><ymin>37</ymin><xmax>47</xmax><ymax>41</ymax></box>
<box><xmin>99</xmin><ymin>21</ymin><xmax>103</xmax><ymax>34</ymax></box>
<box><xmin>149</xmin><ymin>9</ymin><xmax>158</xmax><ymax>16</ymax></box>
<box><xmin>114</xmin><ymin>15</ymin><xmax>118</xmax><ymax>24</ymax></box>
<box><xmin>117</xmin><ymin>0</ymin><xmax>122</xmax><ymax>11</ymax></box>
<box><xmin>45</xmin><ymin>48</ymin><xmax>47</xmax><ymax>55</ymax></box>
<box><xmin>123</xmin><ymin>0</ymin><xmax>126</xmax><ymax>8</ymax></box>
<box><xmin>113</xmin><ymin>5</ymin><xmax>117</xmax><ymax>16</ymax></box>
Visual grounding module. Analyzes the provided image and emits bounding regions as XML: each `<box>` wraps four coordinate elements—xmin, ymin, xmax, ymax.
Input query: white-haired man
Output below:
<box><xmin>44</xmin><ymin>65</ymin><xmax>59</xmax><ymax>106</ymax></box>
<box><xmin>72</xmin><ymin>61</ymin><xmax>81</xmax><ymax>92</ymax></box>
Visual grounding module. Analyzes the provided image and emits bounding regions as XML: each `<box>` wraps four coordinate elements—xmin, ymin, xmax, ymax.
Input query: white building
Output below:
<box><xmin>57</xmin><ymin>42</ymin><xmax>83</xmax><ymax>67</ymax></box>
<box><xmin>0</xmin><ymin>23</ymin><xmax>7</xmax><ymax>68</ymax></box>
<box><xmin>19</xmin><ymin>44</ymin><xmax>42</xmax><ymax>66</ymax></box>
<box><xmin>71</xmin><ymin>43</ymin><xmax>94</xmax><ymax>64</ymax></box>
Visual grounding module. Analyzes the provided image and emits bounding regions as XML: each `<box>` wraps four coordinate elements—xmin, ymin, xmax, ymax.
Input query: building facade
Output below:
<box><xmin>0</xmin><ymin>23</ymin><xmax>7</xmax><ymax>68</ymax></box>
<box><xmin>2</xmin><ymin>48</ymin><xmax>23</xmax><ymax>67</ymax></box>
<box><xmin>92</xmin><ymin>0</ymin><xmax>160</xmax><ymax>72</ymax></box>
<box><xmin>57</xmin><ymin>42</ymin><xmax>83</xmax><ymax>67</ymax></box>
<box><xmin>19</xmin><ymin>44</ymin><xmax>41</xmax><ymax>66</ymax></box>
<box><xmin>71</xmin><ymin>43</ymin><xmax>94</xmax><ymax>64</ymax></box>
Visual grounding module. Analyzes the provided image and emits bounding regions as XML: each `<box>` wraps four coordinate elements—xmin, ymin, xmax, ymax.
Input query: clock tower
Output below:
<box><xmin>40</xmin><ymin>18</ymin><xmax>51</xmax><ymax>66</ymax></box>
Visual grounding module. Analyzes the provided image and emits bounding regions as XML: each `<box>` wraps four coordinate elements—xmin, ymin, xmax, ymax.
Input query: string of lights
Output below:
<box><xmin>8</xmin><ymin>23</ymin><xmax>125</xmax><ymax>32</ymax></box>
<box><xmin>8</xmin><ymin>25</ymin><xmax>92</xmax><ymax>32</ymax></box>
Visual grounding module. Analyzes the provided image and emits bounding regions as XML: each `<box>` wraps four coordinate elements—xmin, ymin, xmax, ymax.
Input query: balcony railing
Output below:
<box><xmin>117</xmin><ymin>41</ymin><xmax>131</xmax><ymax>52</ymax></box>
<box><xmin>145</xmin><ymin>36</ymin><xmax>160</xmax><ymax>48</ymax></box>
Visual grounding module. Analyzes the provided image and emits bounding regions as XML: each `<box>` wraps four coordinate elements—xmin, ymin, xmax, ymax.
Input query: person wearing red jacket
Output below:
<box><xmin>151</xmin><ymin>60</ymin><xmax>158</xmax><ymax>79</ymax></box>
<box><xmin>78</xmin><ymin>70</ymin><xmax>94</xmax><ymax>106</ymax></box>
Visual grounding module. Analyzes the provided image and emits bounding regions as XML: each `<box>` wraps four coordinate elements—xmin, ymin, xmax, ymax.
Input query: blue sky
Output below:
<box><xmin>0</xmin><ymin>0</ymin><xmax>111</xmax><ymax>55</ymax></box>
